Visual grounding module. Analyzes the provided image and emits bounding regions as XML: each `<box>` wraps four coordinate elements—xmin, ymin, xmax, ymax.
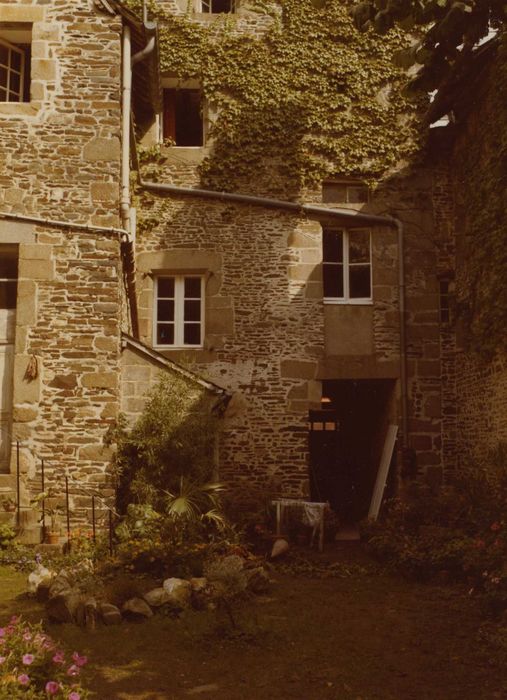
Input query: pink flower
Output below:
<box><xmin>72</xmin><ymin>652</ymin><xmax>88</xmax><ymax>667</ymax></box>
<box><xmin>66</xmin><ymin>664</ymin><xmax>80</xmax><ymax>677</ymax></box>
<box><xmin>53</xmin><ymin>651</ymin><xmax>65</xmax><ymax>664</ymax></box>
<box><xmin>18</xmin><ymin>674</ymin><xmax>30</xmax><ymax>685</ymax></box>
<box><xmin>68</xmin><ymin>692</ymin><xmax>81</xmax><ymax>700</ymax></box>
<box><xmin>45</xmin><ymin>681</ymin><xmax>60</xmax><ymax>695</ymax></box>
<box><xmin>22</xmin><ymin>653</ymin><xmax>34</xmax><ymax>665</ymax></box>
<box><xmin>23</xmin><ymin>632</ymin><xmax>32</xmax><ymax>641</ymax></box>
<box><xmin>10</xmin><ymin>616</ymin><xmax>19</xmax><ymax>624</ymax></box>
<box><xmin>0</xmin><ymin>656</ymin><xmax>6</xmax><ymax>664</ymax></box>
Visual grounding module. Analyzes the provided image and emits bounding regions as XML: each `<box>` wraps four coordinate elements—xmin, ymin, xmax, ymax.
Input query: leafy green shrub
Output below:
<box><xmin>0</xmin><ymin>524</ymin><xmax>15</xmax><ymax>549</ymax></box>
<box><xmin>107</xmin><ymin>373</ymin><xmax>219</xmax><ymax>513</ymax></box>
<box><xmin>362</xmin><ymin>444</ymin><xmax>507</xmax><ymax>610</ymax></box>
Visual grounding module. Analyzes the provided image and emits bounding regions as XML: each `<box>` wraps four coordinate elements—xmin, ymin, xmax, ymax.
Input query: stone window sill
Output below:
<box><xmin>0</xmin><ymin>102</ymin><xmax>41</xmax><ymax>117</ymax></box>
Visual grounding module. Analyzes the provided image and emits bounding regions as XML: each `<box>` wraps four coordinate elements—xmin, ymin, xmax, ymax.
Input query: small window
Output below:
<box><xmin>0</xmin><ymin>247</ymin><xmax>18</xmax><ymax>309</ymax></box>
<box><xmin>163</xmin><ymin>89</ymin><xmax>204</xmax><ymax>146</ymax></box>
<box><xmin>0</xmin><ymin>25</ymin><xmax>32</xmax><ymax>103</ymax></box>
<box><xmin>322</xmin><ymin>181</ymin><xmax>369</xmax><ymax>204</ymax></box>
<box><xmin>199</xmin><ymin>0</ymin><xmax>236</xmax><ymax>13</ymax></box>
<box><xmin>323</xmin><ymin>228</ymin><xmax>371</xmax><ymax>303</ymax></box>
<box><xmin>154</xmin><ymin>275</ymin><xmax>204</xmax><ymax>347</ymax></box>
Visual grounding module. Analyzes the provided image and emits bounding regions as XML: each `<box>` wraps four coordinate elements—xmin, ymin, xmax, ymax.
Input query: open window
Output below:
<box><xmin>0</xmin><ymin>25</ymin><xmax>32</xmax><ymax>103</ymax></box>
<box><xmin>198</xmin><ymin>0</ymin><xmax>236</xmax><ymax>13</ymax></box>
<box><xmin>162</xmin><ymin>89</ymin><xmax>204</xmax><ymax>146</ymax></box>
<box><xmin>323</xmin><ymin>228</ymin><xmax>372</xmax><ymax>303</ymax></box>
<box><xmin>154</xmin><ymin>275</ymin><xmax>204</xmax><ymax>348</ymax></box>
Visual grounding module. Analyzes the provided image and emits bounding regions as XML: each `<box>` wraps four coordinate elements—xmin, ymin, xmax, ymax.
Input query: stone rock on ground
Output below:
<box><xmin>162</xmin><ymin>577</ymin><xmax>192</xmax><ymax>609</ymax></box>
<box><xmin>99</xmin><ymin>602</ymin><xmax>122</xmax><ymax>625</ymax></box>
<box><xmin>190</xmin><ymin>577</ymin><xmax>210</xmax><ymax>610</ymax></box>
<box><xmin>144</xmin><ymin>587</ymin><xmax>171</xmax><ymax>608</ymax></box>
<box><xmin>122</xmin><ymin>597</ymin><xmax>153</xmax><ymax>622</ymax></box>
<box><xmin>28</xmin><ymin>565</ymin><xmax>52</xmax><ymax>594</ymax></box>
<box><xmin>47</xmin><ymin>591</ymin><xmax>82</xmax><ymax>624</ymax></box>
<box><xmin>245</xmin><ymin>566</ymin><xmax>271</xmax><ymax>594</ymax></box>
<box><xmin>271</xmin><ymin>538</ymin><xmax>289</xmax><ymax>559</ymax></box>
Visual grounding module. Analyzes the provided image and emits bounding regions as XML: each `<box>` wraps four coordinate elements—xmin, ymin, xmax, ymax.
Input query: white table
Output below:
<box><xmin>272</xmin><ymin>499</ymin><xmax>327</xmax><ymax>552</ymax></box>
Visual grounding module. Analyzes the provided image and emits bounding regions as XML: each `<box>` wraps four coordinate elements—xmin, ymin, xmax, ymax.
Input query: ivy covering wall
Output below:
<box><xmin>452</xmin><ymin>37</ymin><xmax>507</xmax><ymax>358</ymax></box>
<box><xmin>128</xmin><ymin>0</ymin><xmax>423</xmax><ymax>196</ymax></box>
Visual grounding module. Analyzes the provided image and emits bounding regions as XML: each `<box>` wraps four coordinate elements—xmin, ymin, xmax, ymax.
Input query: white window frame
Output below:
<box><xmin>0</xmin><ymin>37</ymin><xmax>25</xmax><ymax>103</ymax></box>
<box><xmin>153</xmin><ymin>275</ymin><xmax>205</xmax><ymax>349</ymax></box>
<box><xmin>323</xmin><ymin>229</ymin><xmax>372</xmax><ymax>305</ymax></box>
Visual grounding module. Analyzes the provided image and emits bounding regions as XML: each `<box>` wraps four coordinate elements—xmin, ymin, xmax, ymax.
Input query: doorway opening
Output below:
<box><xmin>309</xmin><ymin>379</ymin><xmax>397</xmax><ymax>524</ymax></box>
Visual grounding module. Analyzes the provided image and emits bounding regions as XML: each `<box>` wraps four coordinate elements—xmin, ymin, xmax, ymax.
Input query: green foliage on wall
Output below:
<box><xmin>128</xmin><ymin>0</ymin><xmax>423</xmax><ymax>195</ymax></box>
<box><xmin>452</xmin><ymin>38</ymin><xmax>507</xmax><ymax>358</ymax></box>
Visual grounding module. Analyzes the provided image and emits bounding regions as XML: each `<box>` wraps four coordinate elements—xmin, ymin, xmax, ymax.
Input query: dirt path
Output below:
<box><xmin>1</xmin><ymin>558</ymin><xmax>506</xmax><ymax>700</ymax></box>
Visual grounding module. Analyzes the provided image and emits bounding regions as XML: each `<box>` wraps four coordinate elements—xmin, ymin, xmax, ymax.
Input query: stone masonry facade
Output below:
<box><xmin>1</xmin><ymin>0</ymin><xmax>505</xmax><ymax>538</ymax></box>
<box><xmin>0</xmin><ymin>0</ymin><xmax>123</xmax><ymax>533</ymax></box>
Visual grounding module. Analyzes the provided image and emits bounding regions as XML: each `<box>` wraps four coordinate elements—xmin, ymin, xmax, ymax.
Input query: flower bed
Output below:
<box><xmin>0</xmin><ymin>616</ymin><xmax>90</xmax><ymax>698</ymax></box>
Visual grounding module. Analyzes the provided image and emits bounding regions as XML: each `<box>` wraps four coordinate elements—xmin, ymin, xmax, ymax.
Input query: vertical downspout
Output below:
<box><xmin>395</xmin><ymin>218</ymin><xmax>409</xmax><ymax>451</ymax></box>
<box><xmin>121</xmin><ymin>25</ymin><xmax>132</xmax><ymax>235</ymax></box>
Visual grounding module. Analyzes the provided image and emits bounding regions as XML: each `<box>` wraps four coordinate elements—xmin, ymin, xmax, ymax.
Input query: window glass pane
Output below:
<box><xmin>9</xmin><ymin>71</ymin><xmax>20</xmax><ymax>95</ymax></box>
<box><xmin>0</xmin><ymin>66</ymin><xmax>7</xmax><ymax>90</ymax></box>
<box><xmin>349</xmin><ymin>265</ymin><xmax>371</xmax><ymax>298</ymax></box>
<box><xmin>323</xmin><ymin>264</ymin><xmax>343</xmax><ymax>298</ymax></box>
<box><xmin>349</xmin><ymin>230</ymin><xmax>370</xmax><ymax>264</ymax></box>
<box><xmin>184</xmin><ymin>323</ymin><xmax>201</xmax><ymax>345</ymax></box>
<box><xmin>323</xmin><ymin>230</ymin><xmax>343</xmax><ymax>263</ymax></box>
<box><xmin>322</xmin><ymin>183</ymin><xmax>347</xmax><ymax>203</ymax></box>
<box><xmin>0</xmin><ymin>281</ymin><xmax>17</xmax><ymax>309</ymax></box>
<box><xmin>0</xmin><ymin>88</ymin><xmax>6</xmax><ymax>101</ymax></box>
<box><xmin>184</xmin><ymin>277</ymin><xmax>201</xmax><ymax>298</ymax></box>
<box><xmin>157</xmin><ymin>324</ymin><xmax>174</xmax><ymax>345</ymax></box>
<box><xmin>157</xmin><ymin>299</ymin><xmax>174</xmax><ymax>322</ymax></box>
<box><xmin>10</xmin><ymin>49</ymin><xmax>22</xmax><ymax>72</ymax></box>
<box><xmin>0</xmin><ymin>45</ymin><xmax>8</xmax><ymax>67</ymax></box>
<box><xmin>184</xmin><ymin>299</ymin><xmax>201</xmax><ymax>322</ymax></box>
<box><xmin>158</xmin><ymin>277</ymin><xmax>174</xmax><ymax>297</ymax></box>
<box><xmin>0</xmin><ymin>256</ymin><xmax>18</xmax><ymax>279</ymax></box>
<box><xmin>211</xmin><ymin>0</ymin><xmax>233</xmax><ymax>12</ymax></box>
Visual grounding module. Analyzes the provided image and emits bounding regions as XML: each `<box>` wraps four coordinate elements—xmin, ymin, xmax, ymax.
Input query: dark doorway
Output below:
<box><xmin>309</xmin><ymin>379</ymin><xmax>396</xmax><ymax>523</ymax></box>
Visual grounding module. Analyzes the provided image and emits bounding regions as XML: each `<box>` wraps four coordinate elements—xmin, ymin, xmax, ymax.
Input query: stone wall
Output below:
<box><xmin>0</xmin><ymin>0</ymin><xmax>123</xmax><ymax>524</ymax></box>
<box><xmin>444</xmin><ymin>47</ymin><xmax>507</xmax><ymax>468</ymax></box>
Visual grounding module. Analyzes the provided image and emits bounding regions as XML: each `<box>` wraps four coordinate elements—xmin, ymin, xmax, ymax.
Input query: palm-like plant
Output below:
<box><xmin>164</xmin><ymin>477</ymin><xmax>226</xmax><ymax>531</ymax></box>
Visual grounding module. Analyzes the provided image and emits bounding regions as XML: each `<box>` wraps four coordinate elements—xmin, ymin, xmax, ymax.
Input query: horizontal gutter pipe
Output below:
<box><xmin>139</xmin><ymin>178</ymin><xmax>409</xmax><ymax>448</ymax></box>
<box><xmin>0</xmin><ymin>210</ymin><xmax>127</xmax><ymax>238</ymax></box>
<box><xmin>140</xmin><ymin>179</ymin><xmax>395</xmax><ymax>228</ymax></box>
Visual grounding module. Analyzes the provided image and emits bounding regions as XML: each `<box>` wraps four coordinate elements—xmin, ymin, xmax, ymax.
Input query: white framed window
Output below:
<box><xmin>154</xmin><ymin>275</ymin><xmax>204</xmax><ymax>348</ymax></box>
<box><xmin>198</xmin><ymin>0</ymin><xmax>236</xmax><ymax>13</ymax></box>
<box><xmin>0</xmin><ymin>37</ymin><xmax>26</xmax><ymax>102</ymax></box>
<box><xmin>323</xmin><ymin>228</ymin><xmax>372</xmax><ymax>303</ymax></box>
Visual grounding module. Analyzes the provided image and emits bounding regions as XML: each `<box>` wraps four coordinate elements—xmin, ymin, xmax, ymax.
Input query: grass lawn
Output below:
<box><xmin>1</xmin><ymin>555</ymin><xmax>506</xmax><ymax>700</ymax></box>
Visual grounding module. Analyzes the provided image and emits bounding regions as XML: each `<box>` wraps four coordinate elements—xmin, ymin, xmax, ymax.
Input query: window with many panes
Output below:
<box><xmin>0</xmin><ymin>247</ymin><xmax>18</xmax><ymax>309</ymax></box>
<box><xmin>323</xmin><ymin>228</ymin><xmax>372</xmax><ymax>303</ymax></box>
<box><xmin>198</xmin><ymin>0</ymin><xmax>236</xmax><ymax>13</ymax></box>
<box><xmin>0</xmin><ymin>25</ymin><xmax>31</xmax><ymax>103</ymax></box>
<box><xmin>154</xmin><ymin>276</ymin><xmax>204</xmax><ymax>347</ymax></box>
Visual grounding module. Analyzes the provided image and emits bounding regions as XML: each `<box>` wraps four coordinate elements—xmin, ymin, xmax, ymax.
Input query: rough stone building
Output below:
<box><xmin>0</xmin><ymin>0</ymin><xmax>505</xmax><ymax>538</ymax></box>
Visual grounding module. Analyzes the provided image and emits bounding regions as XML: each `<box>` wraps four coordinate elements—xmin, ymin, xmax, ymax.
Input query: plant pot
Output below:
<box><xmin>46</xmin><ymin>532</ymin><xmax>60</xmax><ymax>545</ymax></box>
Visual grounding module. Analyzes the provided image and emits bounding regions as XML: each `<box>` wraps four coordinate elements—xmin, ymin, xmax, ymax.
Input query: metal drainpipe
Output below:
<box><xmin>120</xmin><ymin>12</ymin><xmax>156</xmax><ymax>338</ymax></box>
<box><xmin>138</xmin><ymin>178</ymin><xmax>409</xmax><ymax>448</ymax></box>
